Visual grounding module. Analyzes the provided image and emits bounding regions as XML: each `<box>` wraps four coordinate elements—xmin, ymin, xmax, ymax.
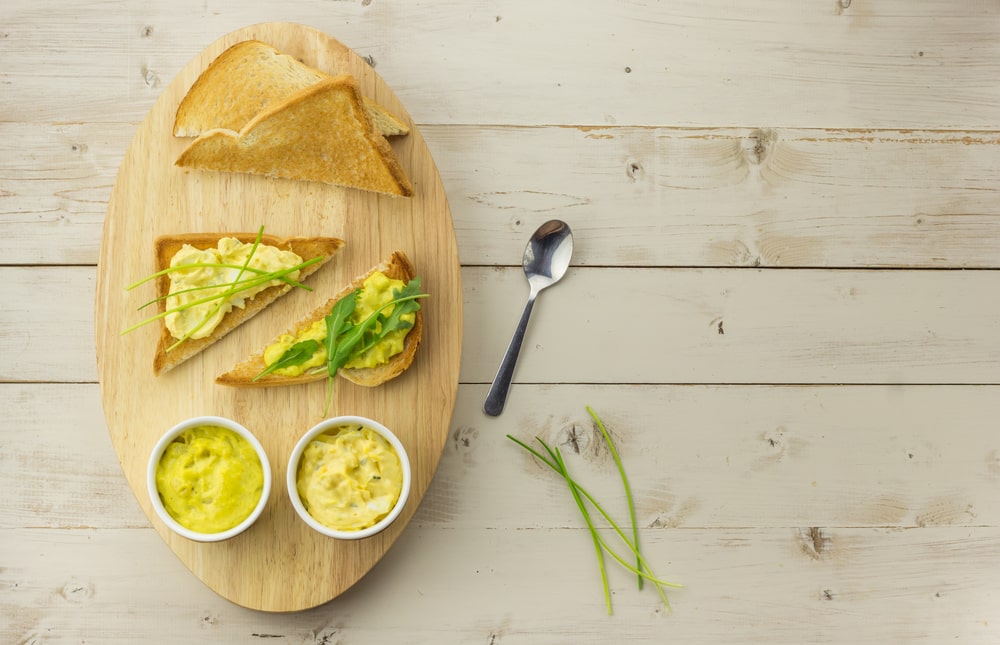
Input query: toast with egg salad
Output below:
<box><xmin>215</xmin><ymin>250</ymin><xmax>425</xmax><ymax>388</ymax></box>
<box><xmin>175</xmin><ymin>75</ymin><xmax>413</xmax><ymax>197</ymax></box>
<box><xmin>173</xmin><ymin>39</ymin><xmax>409</xmax><ymax>138</ymax></box>
<box><xmin>147</xmin><ymin>232</ymin><xmax>345</xmax><ymax>376</ymax></box>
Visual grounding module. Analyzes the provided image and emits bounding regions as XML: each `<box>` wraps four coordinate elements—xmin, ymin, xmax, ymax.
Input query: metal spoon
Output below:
<box><xmin>484</xmin><ymin>219</ymin><xmax>574</xmax><ymax>416</ymax></box>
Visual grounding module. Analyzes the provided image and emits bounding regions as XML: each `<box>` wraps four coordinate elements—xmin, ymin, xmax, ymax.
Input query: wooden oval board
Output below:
<box><xmin>93</xmin><ymin>23</ymin><xmax>462</xmax><ymax>612</ymax></box>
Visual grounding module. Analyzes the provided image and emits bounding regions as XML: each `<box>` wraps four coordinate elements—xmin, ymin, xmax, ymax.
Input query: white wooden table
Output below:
<box><xmin>3</xmin><ymin>1</ymin><xmax>999</xmax><ymax>642</ymax></box>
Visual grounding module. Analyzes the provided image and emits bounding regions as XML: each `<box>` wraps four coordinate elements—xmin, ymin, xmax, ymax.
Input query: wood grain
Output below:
<box><xmin>3</xmin><ymin>526</ymin><xmax>998</xmax><ymax>643</ymax></box>
<box><xmin>91</xmin><ymin>23</ymin><xmax>462</xmax><ymax>611</ymax></box>
<box><xmin>4</xmin><ymin>381</ymin><xmax>1000</xmax><ymax>640</ymax></box>
<box><xmin>12</xmin><ymin>265</ymin><xmax>1000</xmax><ymax>384</ymax></box>
<box><xmin>6</xmin><ymin>383</ymin><xmax>1000</xmax><ymax>532</ymax></box>
<box><xmin>5</xmin><ymin>125</ymin><xmax>1000</xmax><ymax>268</ymax></box>
<box><xmin>5</xmin><ymin>0</ymin><xmax>1000</xmax><ymax>641</ymax></box>
<box><xmin>4</xmin><ymin>1</ymin><xmax>1000</xmax><ymax>129</ymax></box>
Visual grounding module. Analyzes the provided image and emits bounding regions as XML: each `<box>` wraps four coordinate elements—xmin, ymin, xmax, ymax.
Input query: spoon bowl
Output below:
<box><xmin>484</xmin><ymin>219</ymin><xmax>574</xmax><ymax>416</ymax></box>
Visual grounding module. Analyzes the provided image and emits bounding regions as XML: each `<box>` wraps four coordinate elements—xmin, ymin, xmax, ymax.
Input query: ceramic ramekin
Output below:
<box><xmin>147</xmin><ymin>415</ymin><xmax>271</xmax><ymax>543</ymax></box>
<box><xmin>287</xmin><ymin>415</ymin><xmax>411</xmax><ymax>540</ymax></box>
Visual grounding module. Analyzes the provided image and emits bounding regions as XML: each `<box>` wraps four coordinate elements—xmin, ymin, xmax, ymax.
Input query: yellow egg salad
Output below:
<box><xmin>155</xmin><ymin>425</ymin><xmax>264</xmax><ymax>534</ymax></box>
<box><xmin>295</xmin><ymin>423</ymin><xmax>404</xmax><ymax>531</ymax></box>
<box><xmin>165</xmin><ymin>238</ymin><xmax>304</xmax><ymax>340</ymax></box>
<box><xmin>262</xmin><ymin>271</ymin><xmax>414</xmax><ymax>376</ymax></box>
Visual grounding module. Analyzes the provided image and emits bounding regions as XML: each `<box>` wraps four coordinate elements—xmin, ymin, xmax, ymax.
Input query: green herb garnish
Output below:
<box><xmin>322</xmin><ymin>279</ymin><xmax>427</xmax><ymax>414</ymax></box>
<box><xmin>125</xmin><ymin>261</ymin><xmax>313</xmax><ymax>294</ymax></box>
<box><xmin>256</xmin><ymin>277</ymin><xmax>429</xmax><ymax>416</ymax></box>
<box><xmin>120</xmin><ymin>226</ymin><xmax>320</xmax><ymax>351</ymax></box>
<box><xmin>322</xmin><ymin>290</ymin><xmax>360</xmax><ymax>414</ymax></box>
<box><xmin>331</xmin><ymin>278</ymin><xmax>424</xmax><ymax>364</ymax></box>
<box><xmin>508</xmin><ymin>407</ymin><xmax>681</xmax><ymax>614</ymax></box>
<box><xmin>252</xmin><ymin>339</ymin><xmax>321</xmax><ymax>382</ymax></box>
<box><xmin>587</xmin><ymin>405</ymin><xmax>642</xmax><ymax>589</ymax></box>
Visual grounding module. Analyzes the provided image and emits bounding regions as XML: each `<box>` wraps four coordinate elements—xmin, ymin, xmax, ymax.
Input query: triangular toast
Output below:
<box><xmin>175</xmin><ymin>75</ymin><xmax>414</xmax><ymax>197</ymax></box>
<box><xmin>173</xmin><ymin>39</ymin><xmax>409</xmax><ymax>138</ymax></box>
<box><xmin>152</xmin><ymin>233</ymin><xmax>345</xmax><ymax>376</ymax></box>
<box><xmin>215</xmin><ymin>250</ymin><xmax>422</xmax><ymax>388</ymax></box>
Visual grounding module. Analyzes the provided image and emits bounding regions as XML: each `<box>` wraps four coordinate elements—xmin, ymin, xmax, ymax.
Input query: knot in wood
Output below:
<box><xmin>141</xmin><ymin>65</ymin><xmax>159</xmax><ymax>88</ymax></box>
<box><xmin>626</xmin><ymin>158</ymin><xmax>644</xmax><ymax>181</ymax></box>
<box><xmin>451</xmin><ymin>426</ymin><xmax>478</xmax><ymax>451</ymax></box>
<box><xmin>743</xmin><ymin>128</ymin><xmax>777</xmax><ymax>165</ymax></box>
<box><xmin>798</xmin><ymin>526</ymin><xmax>831</xmax><ymax>560</ymax></box>
<box><xmin>60</xmin><ymin>580</ymin><xmax>94</xmax><ymax>603</ymax></box>
<box><xmin>557</xmin><ymin>423</ymin><xmax>591</xmax><ymax>455</ymax></box>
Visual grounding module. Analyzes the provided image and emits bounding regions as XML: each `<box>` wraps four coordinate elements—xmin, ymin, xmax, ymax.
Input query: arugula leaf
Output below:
<box><xmin>330</xmin><ymin>291</ymin><xmax>426</xmax><ymax>374</ymax></box>
<box><xmin>324</xmin><ymin>291</ymin><xmax>359</xmax><ymax>377</ymax></box>
<box><xmin>322</xmin><ymin>278</ymin><xmax>428</xmax><ymax>415</ymax></box>
<box><xmin>322</xmin><ymin>291</ymin><xmax>358</xmax><ymax>416</ymax></box>
<box><xmin>248</xmin><ymin>275</ymin><xmax>428</xmax><ymax>416</ymax></box>
<box><xmin>378</xmin><ymin>278</ymin><xmax>423</xmax><ymax>335</ymax></box>
<box><xmin>252</xmin><ymin>339</ymin><xmax>320</xmax><ymax>382</ymax></box>
<box><xmin>349</xmin><ymin>278</ymin><xmax>424</xmax><ymax>359</ymax></box>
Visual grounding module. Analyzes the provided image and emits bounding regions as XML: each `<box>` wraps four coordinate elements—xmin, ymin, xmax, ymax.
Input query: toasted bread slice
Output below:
<box><xmin>175</xmin><ymin>75</ymin><xmax>414</xmax><ymax>197</ymax></box>
<box><xmin>216</xmin><ymin>250</ymin><xmax>422</xmax><ymax>388</ymax></box>
<box><xmin>173</xmin><ymin>39</ymin><xmax>409</xmax><ymax>138</ymax></box>
<box><xmin>152</xmin><ymin>234</ymin><xmax>345</xmax><ymax>376</ymax></box>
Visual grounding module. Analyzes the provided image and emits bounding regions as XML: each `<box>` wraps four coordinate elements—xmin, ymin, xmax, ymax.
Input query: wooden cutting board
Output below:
<box><xmin>93</xmin><ymin>22</ymin><xmax>462</xmax><ymax>612</ymax></box>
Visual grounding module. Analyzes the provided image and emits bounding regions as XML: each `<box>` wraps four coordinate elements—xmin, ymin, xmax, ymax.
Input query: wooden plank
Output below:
<box><xmin>0</xmin><ymin>384</ymin><xmax>146</xmax><ymax>529</ymax></box>
<box><xmin>1</xmin><ymin>267</ymin><xmax>97</xmax><ymax>382</ymax></box>
<box><xmin>445</xmin><ymin>384</ymin><xmax>1000</xmax><ymax>530</ymax></box>
<box><xmin>12</xmin><ymin>265</ymin><xmax>997</xmax><ymax>384</ymax></box>
<box><xmin>0</xmin><ymin>122</ymin><xmax>124</xmax><ymax>265</ymax></box>
<box><xmin>3</xmin><ymin>1</ymin><xmax>999</xmax><ymax>129</ymax></box>
<box><xmin>465</xmin><ymin>266</ymin><xmax>1000</xmax><ymax>385</ymax></box>
<box><xmin>441</xmin><ymin>126</ymin><xmax>1000</xmax><ymax>268</ymax></box>
<box><xmin>5</xmin><ymin>383</ymin><xmax>999</xmax><ymax>531</ymax></box>
<box><xmin>4</xmin><ymin>124</ymin><xmax>999</xmax><ymax>267</ymax></box>
<box><xmin>1</xmin><ymin>526</ymin><xmax>997</xmax><ymax>643</ymax></box>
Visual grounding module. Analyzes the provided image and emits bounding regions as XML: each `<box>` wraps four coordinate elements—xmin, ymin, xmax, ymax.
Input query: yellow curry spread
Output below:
<box><xmin>155</xmin><ymin>425</ymin><xmax>264</xmax><ymax>533</ymax></box>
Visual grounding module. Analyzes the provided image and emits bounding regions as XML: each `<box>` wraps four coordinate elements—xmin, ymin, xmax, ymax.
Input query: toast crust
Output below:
<box><xmin>215</xmin><ymin>250</ymin><xmax>422</xmax><ymax>388</ymax></box>
<box><xmin>173</xmin><ymin>39</ymin><xmax>409</xmax><ymax>138</ymax></box>
<box><xmin>175</xmin><ymin>75</ymin><xmax>413</xmax><ymax>197</ymax></box>
<box><xmin>151</xmin><ymin>233</ymin><xmax>345</xmax><ymax>376</ymax></box>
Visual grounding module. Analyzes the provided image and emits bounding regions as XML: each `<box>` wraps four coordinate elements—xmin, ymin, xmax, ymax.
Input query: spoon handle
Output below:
<box><xmin>483</xmin><ymin>290</ymin><xmax>538</xmax><ymax>416</ymax></box>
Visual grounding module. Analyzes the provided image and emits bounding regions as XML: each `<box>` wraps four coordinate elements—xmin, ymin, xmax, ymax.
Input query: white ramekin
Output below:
<box><xmin>287</xmin><ymin>415</ymin><xmax>411</xmax><ymax>540</ymax></box>
<box><xmin>147</xmin><ymin>415</ymin><xmax>271</xmax><ymax>543</ymax></box>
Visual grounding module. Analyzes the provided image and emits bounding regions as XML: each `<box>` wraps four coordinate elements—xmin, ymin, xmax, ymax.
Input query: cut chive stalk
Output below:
<box><xmin>587</xmin><ymin>406</ymin><xmax>642</xmax><ymax>589</ymax></box>
<box><xmin>125</xmin><ymin>259</ymin><xmax>317</xmax><ymax>292</ymax></box>
<box><xmin>547</xmin><ymin>442</ymin><xmax>612</xmax><ymax>614</ymax></box>
<box><xmin>508</xmin><ymin>436</ymin><xmax>679</xmax><ymax>588</ymax></box>
<box><xmin>164</xmin><ymin>228</ymin><xmax>265</xmax><ymax>351</ymax></box>
<box><xmin>120</xmin><ymin>227</ymin><xmax>322</xmax><ymax>349</ymax></box>
<box><xmin>120</xmin><ymin>259</ymin><xmax>317</xmax><ymax>336</ymax></box>
<box><xmin>133</xmin><ymin>257</ymin><xmax>320</xmax><ymax>313</ymax></box>
<box><xmin>507</xmin><ymin>410</ymin><xmax>680</xmax><ymax>614</ymax></box>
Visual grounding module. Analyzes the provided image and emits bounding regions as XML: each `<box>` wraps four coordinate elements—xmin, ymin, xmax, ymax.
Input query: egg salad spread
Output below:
<box><xmin>165</xmin><ymin>238</ymin><xmax>304</xmax><ymax>341</ymax></box>
<box><xmin>295</xmin><ymin>424</ymin><xmax>403</xmax><ymax>531</ymax></box>
<box><xmin>262</xmin><ymin>271</ymin><xmax>413</xmax><ymax>376</ymax></box>
<box><xmin>155</xmin><ymin>425</ymin><xmax>264</xmax><ymax>534</ymax></box>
